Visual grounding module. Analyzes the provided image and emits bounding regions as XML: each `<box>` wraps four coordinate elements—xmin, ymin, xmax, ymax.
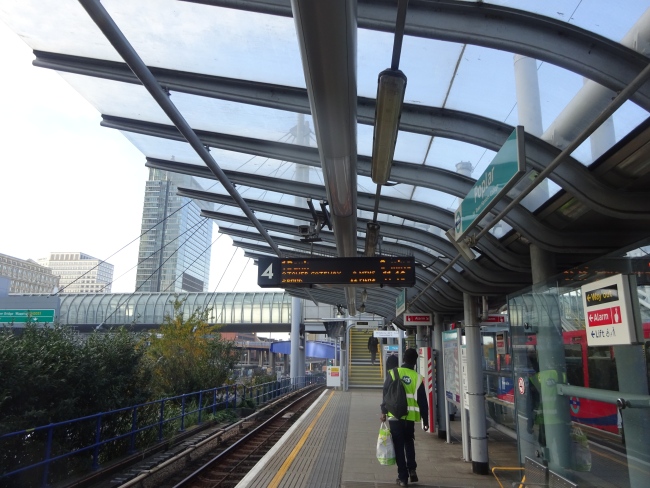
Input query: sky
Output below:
<box><xmin>0</xmin><ymin>20</ymin><xmax>264</xmax><ymax>294</ymax></box>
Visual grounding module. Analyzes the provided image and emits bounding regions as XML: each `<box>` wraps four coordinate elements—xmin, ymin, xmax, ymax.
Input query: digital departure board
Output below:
<box><xmin>256</xmin><ymin>256</ymin><xmax>415</xmax><ymax>288</ymax></box>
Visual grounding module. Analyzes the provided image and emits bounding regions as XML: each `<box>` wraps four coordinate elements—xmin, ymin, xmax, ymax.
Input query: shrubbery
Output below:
<box><xmin>143</xmin><ymin>299</ymin><xmax>239</xmax><ymax>397</ymax></box>
<box><xmin>0</xmin><ymin>324</ymin><xmax>151</xmax><ymax>435</ymax></box>
<box><xmin>0</xmin><ymin>301</ymin><xmax>247</xmax><ymax>486</ymax></box>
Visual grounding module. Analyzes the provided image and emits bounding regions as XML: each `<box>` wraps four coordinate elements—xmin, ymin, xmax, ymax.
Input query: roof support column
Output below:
<box><xmin>464</xmin><ymin>294</ymin><xmax>489</xmax><ymax>474</ymax></box>
<box><xmin>433</xmin><ymin>312</ymin><xmax>446</xmax><ymax>439</ymax></box>
<box><xmin>290</xmin><ymin>296</ymin><xmax>304</xmax><ymax>385</ymax></box>
<box><xmin>513</xmin><ymin>54</ymin><xmax>549</xmax><ymax>210</ymax></box>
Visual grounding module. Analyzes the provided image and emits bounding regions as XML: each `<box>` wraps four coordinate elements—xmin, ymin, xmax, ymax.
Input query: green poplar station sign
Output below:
<box><xmin>453</xmin><ymin>126</ymin><xmax>525</xmax><ymax>241</ymax></box>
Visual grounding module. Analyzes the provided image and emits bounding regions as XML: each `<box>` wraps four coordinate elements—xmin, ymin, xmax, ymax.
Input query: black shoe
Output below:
<box><xmin>409</xmin><ymin>470</ymin><xmax>418</xmax><ymax>483</ymax></box>
<box><xmin>396</xmin><ymin>478</ymin><xmax>408</xmax><ymax>487</ymax></box>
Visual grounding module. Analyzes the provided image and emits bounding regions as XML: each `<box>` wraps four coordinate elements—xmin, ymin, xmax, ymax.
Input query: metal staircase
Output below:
<box><xmin>348</xmin><ymin>328</ymin><xmax>385</xmax><ymax>388</ymax></box>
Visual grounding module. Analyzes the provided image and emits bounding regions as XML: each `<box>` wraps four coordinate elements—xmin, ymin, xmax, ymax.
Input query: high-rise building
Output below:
<box><xmin>135</xmin><ymin>168</ymin><xmax>212</xmax><ymax>293</ymax></box>
<box><xmin>37</xmin><ymin>252</ymin><xmax>113</xmax><ymax>293</ymax></box>
<box><xmin>0</xmin><ymin>252</ymin><xmax>60</xmax><ymax>294</ymax></box>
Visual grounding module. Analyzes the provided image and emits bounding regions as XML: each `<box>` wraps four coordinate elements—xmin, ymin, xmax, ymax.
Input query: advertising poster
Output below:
<box><xmin>443</xmin><ymin>330</ymin><xmax>460</xmax><ymax>405</ymax></box>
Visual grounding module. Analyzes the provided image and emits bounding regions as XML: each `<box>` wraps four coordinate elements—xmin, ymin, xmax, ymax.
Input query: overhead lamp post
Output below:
<box><xmin>371</xmin><ymin>69</ymin><xmax>407</xmax><ymax>185</ymax></box>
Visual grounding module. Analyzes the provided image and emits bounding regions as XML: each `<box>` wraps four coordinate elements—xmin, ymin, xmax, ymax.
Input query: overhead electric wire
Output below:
<box><xmin>51</xmin><ymin>202</ymin><xmax>192</xmax><ymax>295</ymax></box>
<box><xmin>229</xmin><ymin>258</ymin><xmax>250</xmax><ymax>292</ymax></box>
<box><xmin>207</xmin><ymin>246</ymin><xmax>240</xmax><ymax>324</ymax></box>
<box><xmin>96</xmin><ymin>218</ymin><xmax>211</xmax><ymax>328</ymax></box>
<box><xmin>96</xmin><ymin>214</ymin><xmax>209</xmax><ymax>293</ymax></box>
<box><xmin>162</xmin><ymin>233</ymin><xmax>223</xmax><ymax>293</ymax></box>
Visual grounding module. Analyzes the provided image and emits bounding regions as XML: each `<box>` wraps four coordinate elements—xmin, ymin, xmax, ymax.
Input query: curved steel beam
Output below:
<box><xmin>171</xmin><ymin>163</ymin><xmax>648</xmax><ymax>253</ymax></box>
<box><xmin>182</xmin><ymin>0</ymin><xmax>650</xmax><ymax>110</ymax></box>
<box><xmin>180</xmin><ymin>172</ymin><xmax>529</xmax><ymax>273</ymax></box>
<box><xmin>175</xmin><ymin>184</ymin><xmax>532</xmax><ymax>271</ymax></box>
<box><xmin>222</xmin><ymin>225</ymin><xmax>496</xmax><ymax>297</ymax></box>
<box><xmin>226</xmin><ymin>230</ymin><xmax>461</xmax><ymax>304</ymax></box>
<box><xmin>231</xmin><ymin>237</ymin><xmax>455</xmax><ymax>309</ymax></box>
<box><xmin>101</xmin><ymin>113</ymin><xmax>650</xmax><ymax>243</ymax></box>
<box><xmin>203</xmin><ymin>208</ymin><xmax>532</xmax><ymax>285</ymax></box>
<box><xmin>240</xmin><ymin>245</ymin><xmax>452</xmax><ymax>311</ymax></box>
<box><xmin>36</xmin><ymin>53</ymin><xmax>650</xmax><ymax>218</ymax></box>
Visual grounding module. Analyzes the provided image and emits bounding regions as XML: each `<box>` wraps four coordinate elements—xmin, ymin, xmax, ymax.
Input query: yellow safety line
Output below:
<box><xmin>491</xmin><ymin>467</ymin><xmax>524</xmax><ymax>488</ymax></box>
<box><xmin>267</xmin><ymin>390</ymin><xmax>335</xmax><ymax>488</ymax></box>
<box><xmin>592</xmin><ymin>445</ymin><xmax>650</xmax><ymax>475</ymax></box>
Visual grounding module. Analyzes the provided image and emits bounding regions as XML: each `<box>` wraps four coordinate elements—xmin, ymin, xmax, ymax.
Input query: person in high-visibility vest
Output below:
<box><xmin>380</xmin><ymin>348</ymin><xmax>429</xmax><ymax>487</ymax></box>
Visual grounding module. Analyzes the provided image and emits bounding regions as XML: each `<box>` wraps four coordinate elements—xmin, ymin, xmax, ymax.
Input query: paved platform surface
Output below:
<box><xmin>341</xmin><ymin>389</ymin><xmax>519</xmax><ymax>488</ymax></box>
<box><xmin>237</xmin><ymin>387</ymin><xmax>521</xmax><ymax>488</ymax></box>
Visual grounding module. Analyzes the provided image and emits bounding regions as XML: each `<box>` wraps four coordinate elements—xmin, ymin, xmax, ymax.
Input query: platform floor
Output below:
<box><xmin>236</xmin><ymin>388</ymin><xmax>521</xmax><ymax>488</ymax></box>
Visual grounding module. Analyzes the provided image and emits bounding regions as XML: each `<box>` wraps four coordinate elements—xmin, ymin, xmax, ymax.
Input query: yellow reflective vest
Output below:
<box><xmin>387</xmin><ymin>367</ymin><xmax>422</xmax><ymax>421</ymax></box>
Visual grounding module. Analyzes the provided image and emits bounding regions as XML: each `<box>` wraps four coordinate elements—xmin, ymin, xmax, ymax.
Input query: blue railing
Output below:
<box><xmin>0</xmin><ymin>376</ymin><xmax>323</xmax><ymax>487</ymax></box>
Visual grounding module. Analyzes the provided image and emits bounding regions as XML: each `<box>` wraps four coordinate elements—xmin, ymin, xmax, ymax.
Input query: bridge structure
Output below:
<box><xmin>56</xmin><ymin>291</ymin><xmax>294</xmax><ymax>333</ymax></box>
<box><xmin>1</xmin><ymin>291</ymin><xmax>343</xmax><ymax>365</ymax></box>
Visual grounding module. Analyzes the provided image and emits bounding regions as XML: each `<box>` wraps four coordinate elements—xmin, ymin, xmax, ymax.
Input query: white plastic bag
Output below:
<box><xmin>376</xmin><ymin>421</ymin><xmax>396</xmax><ymax>465</ymax></box>
<box><xmin>571</xmin><ymin>426</ymin><xmax>592</xmax><ymax>472</ymax></box>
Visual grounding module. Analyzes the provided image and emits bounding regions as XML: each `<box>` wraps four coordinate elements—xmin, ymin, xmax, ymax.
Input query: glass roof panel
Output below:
<box><xmin>445</xmin><ymin>45</ymin><xmax>517</xmax><ymax>122</ymax></box>
<box><xmin>58</xmin><ymin>73</ymin><xmax>316</xmax><ymax>146</ymax></box>
<box><xmin>105</xmin><ymin>0</ymin><xmax>306</xmax><ymax>87</ymax></box>
<box><xmin>425</xmin><ymin>138</ymin><xmax>496</xmax><ymax>176</ymax></box>
<box><xmin>208</xmin><ymin>186</ymin><xmax>303</xmax><ymax>208</ymax></box>
<box><xmin>358</xmin><ymin>28</ymin><xmax>463</xmax><ymax>107</ymax></box>
<box><xmin>172</xmin><ymin>92</ymin><xmax>315</xmax><ymax>145</ymax></box>
<box><xmin>411</xmin><ymin>187</ymin><xmax>458</xmax><ymax>212</ymax></box>
<box><xmin>2</xmin><ymin>0</ymin><xmax>306</xmax><ymax>85</ymax></box>
<box><xmin>393</xmin><ymin>131</ymin><xmax>435</xmax><ymax>165</ymax></box>
<box><xmin>485</xmin><ymin>0</ymin><xmax>649</xmax><ymax>44</ymax></box>
<box><xmin>211</xmin><ymin>208</ymin><xmax>300</xmax><ymax>228</ymax></box>
<box><xmin>358</xmin><ymin>124</ymin><xmax>434</xmax><ymax>164</ymax></box>
<box><xmin>375</xmin><ymin>182</ymin><xmax>416</xmax><ymax>201</ymax></box>
<box><xmin>119</xmin><ymin>132</ymin><xmax>201</xmax><ymax>164</ymax></box>
<box><xmin>0</xmin><ymin>0</ymin><xmax>123</xmax><ymax>60</ymax></box>
<box><xmin>119</xmin><ymin>132</ymin><xmax>326</xmax><ymax>182</ymax></box>
<box><xmin>58</xmin><ymin>72</ymin><xmax>172</xmax><ymax>124</ymax></box>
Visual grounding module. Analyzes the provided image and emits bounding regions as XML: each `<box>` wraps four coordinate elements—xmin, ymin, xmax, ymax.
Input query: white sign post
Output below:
<box><xmin>326</xmin><ymin>366</ymin><xmax>341</xmax><ymax>387</ymax></box>
<box><xmin>374</xmin><ymin>330</ymin><xmax>400</xmax><ymax>338</ymax></box>
<box><xmin>581</xmin><ymin>273</ymin><xmax>637</xmax><ymax>347</ymax></box>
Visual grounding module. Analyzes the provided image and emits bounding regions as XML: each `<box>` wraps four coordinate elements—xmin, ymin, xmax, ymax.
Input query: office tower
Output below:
<box><xmin>135</xmin><ymin>168</ymin><xmax>212</xmax><ymax>293</ymax></box>
<box><xmin>0</xmin><ymin>252</ymin><xmax>60</xmax><ymax>294</ymax></box>
<box><xmin>37</xmin><ymin>252</ymin><xmax>112</xmax><ymax>293</ymax></box>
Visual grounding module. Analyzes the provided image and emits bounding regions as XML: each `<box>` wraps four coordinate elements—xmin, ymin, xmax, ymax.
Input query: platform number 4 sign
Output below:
<box><xmin>261</xmin><ymin>263</ymin><xmax>274</xmax><ymax>279</ymax></box>
<box><xmin>257</xmin><ymin>257</ymin><xmax>281</xmax><ymax>288</ymax></box>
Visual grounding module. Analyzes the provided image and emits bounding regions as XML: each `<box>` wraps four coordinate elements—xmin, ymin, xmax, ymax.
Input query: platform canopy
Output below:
<box><xmin>3</xmin><ymin>0</ymin><xmax>650</xmax><ymax>321</ymax></box>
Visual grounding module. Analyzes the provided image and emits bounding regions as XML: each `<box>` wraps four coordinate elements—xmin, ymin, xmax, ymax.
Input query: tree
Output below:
<box><xmin>143</xmin><ymin>299</ymin><xmax>238</xmax><ymax>397</ymax></box>
<box><xmin>0</xmin><ymin>324</ymin><xmax>152</xmax><ymax>434</ymax></box>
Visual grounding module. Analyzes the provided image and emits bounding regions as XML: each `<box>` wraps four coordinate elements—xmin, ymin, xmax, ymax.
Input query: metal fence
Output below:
<box><xmin>0</xmin><ymin>376</ymin><xmax>323</xmax><ymax>487</ymax></box>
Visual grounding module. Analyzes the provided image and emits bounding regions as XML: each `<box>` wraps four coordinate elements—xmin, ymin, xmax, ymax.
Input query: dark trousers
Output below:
<box><xmin>389</xmin><ymin>419</ymin><xmax>416</xmax><ymax>481</ymax></box>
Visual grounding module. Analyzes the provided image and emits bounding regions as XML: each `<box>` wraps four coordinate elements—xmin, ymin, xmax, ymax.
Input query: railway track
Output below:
<box><xmin>116</xmin><ymin>385</ymin><xmax>325</xmax><ymax>488</ymax></box>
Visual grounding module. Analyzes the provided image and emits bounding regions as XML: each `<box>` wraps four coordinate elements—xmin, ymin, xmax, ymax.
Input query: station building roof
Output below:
<box><xmin>2</xmin><ymin>0</ymin><xmax>649</xmax><ymax>322</ymax></box>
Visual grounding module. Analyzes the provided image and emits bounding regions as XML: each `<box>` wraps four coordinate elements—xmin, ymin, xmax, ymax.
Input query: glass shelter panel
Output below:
<box><xmin>508</xmin><ymin>257</ymin><xmax>650</xmax><ymax>488</ymax></box>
